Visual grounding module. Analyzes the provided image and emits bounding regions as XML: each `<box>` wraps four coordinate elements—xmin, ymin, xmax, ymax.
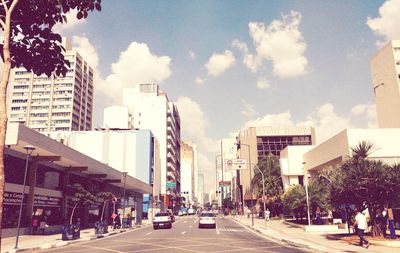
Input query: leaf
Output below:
<box><xmin>95</xmin><ymin>3</ymin><xmax>101</xmax><ymax>11</ymax></box>
<box><xmin>77</xmin><ymin>11</ymin><xmax>83</xmax><ymax>20</ymax></box>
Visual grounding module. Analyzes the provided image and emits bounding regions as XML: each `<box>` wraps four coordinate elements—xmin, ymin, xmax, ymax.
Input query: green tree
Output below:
<box><xmin>67</xmin><ymin>184</ymin><xmax>96</xmax><ymax>225</ymax></box>
<box><xmin>96</xmin><ymin>192</ymin><xmax>116</xmax><ymax>222</ymax></box>
<box><xmin>327</xmin><ymin>141</ymin><xmax>400</xmax><ymax>237</ymax></box>
<box><xmin>282</xmin><ymin>184</ymin><xmax>306</xmax><ymax>220</ymax></box>
<box><xmin>0</xmin><ymin>0</ymin><xmax>101</xmax><ymax>247</ymax></box>
<box><xmin>251</xmin><ymin>154</ymin><xmax>283</xmax><ymax>216</ymax></box>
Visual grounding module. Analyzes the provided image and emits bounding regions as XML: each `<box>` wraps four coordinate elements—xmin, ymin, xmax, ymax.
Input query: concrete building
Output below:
<box><xmin>180</xmin><ymin>141</ymin><xmax>195</xmax><ymax>206</ymax></box>
<box><xmin>198</xmin><ymin>174</ymin><xmax>205</xmax><ymax>206</ymax></box>
<box><xmin>370</xmin><ymin>40</ymin><xmax>400</xmax><ymax>128</ymax></box>
<box><xmin>237</xmin><ymin>126</ymin><xmax>315</xmax><ymax>209</ymax></box>
<box><xmin>219</xmin><ymin>134</ymin><xmax>238</xmax><ymax>206</ymax></box>
<box><xmin>3</xmin><ymin>123</ymin><xmax>151</xmax><ymax>237</ymax></box>
<box><xmin>45</xmin><ymin>129</ymin><xmax>161</xmax><ymax>217</ymax></box>
<box><xmin>8</xmin><ymin>38</ymin><xmax>94</xmax><ymax>132</ymax></box>
<box><xmin>280</xmin><ymin>128</ymin><xmax>400</xmax><ymax>190</ymax></box>
<box><xmin>123</xmin><ymin>83</ymin><xmax>181</xmax><ymax>210</ymax></box>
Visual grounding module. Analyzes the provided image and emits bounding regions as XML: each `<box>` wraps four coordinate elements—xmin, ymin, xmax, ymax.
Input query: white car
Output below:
<box><xmin>188</xmin><ymin>208</ymin><xmax>196</xmax><ymax>215</ymax></box>
<box><xmin>198</xmin><ymin>211</ymin><xmax>216</xmax><ymax>228</ymax></box>
<box><xmin>153</xmin><ymin>212</ymin><xmax>172</xmax><ymax>229</ymax></box>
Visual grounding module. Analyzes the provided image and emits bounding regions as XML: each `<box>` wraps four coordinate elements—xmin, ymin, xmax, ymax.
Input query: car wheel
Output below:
<box><xmin>153</xmin><ymin>226</ymin><xmax>157</xmax><ymax>230</ymax></box>
<box><xmin>198</xmin><ymin>224</ymin><xmax>202</xmax><ymax>229</ymax></box>
<box><xmin>213</xmin><ymin>224</ymin><xmax>216</xmax><ymax>229</ymax></box>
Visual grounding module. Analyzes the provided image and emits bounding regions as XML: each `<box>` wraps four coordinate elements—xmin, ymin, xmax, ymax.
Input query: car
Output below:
<box><xmin>178</xmin><ymin>210</ymin><xmax>183</xmax><ymax>216</ymax></box>
<box><xmin>188</xmin><ymin>208</ymin><xmax>196</xmax><ymax>215</ymax></box>
<box><xmin>198</xmin><ymin>211</ymin><xmax>216</xmax><ymax>228</ymax></box>
<box><xmin>212</xmin><ymin>209</ymin><xmax>219</xmax><ymax>215</ymax></box>
<box><xmin>153</xmin><ymin>212</ymin><xmax>172</xmax><ymax>229</ymax></box>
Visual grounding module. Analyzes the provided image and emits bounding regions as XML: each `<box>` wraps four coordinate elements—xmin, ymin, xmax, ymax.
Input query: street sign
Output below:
<box><xmin>225</xmin><ymin>159</ymin><xmax>247</xmax><ymax>170</ymax></box>
<box><xmin>166</xmin><ymin>181</ymin><xmax>176</xmax><ymax>189</ymax></box>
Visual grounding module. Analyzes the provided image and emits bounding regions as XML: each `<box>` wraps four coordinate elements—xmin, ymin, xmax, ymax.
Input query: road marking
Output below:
<box><xmin>145</xmin><ymin>232</ymin><xmax>152</xmax><ymax>235</ymax></box>
<box><xmin>216</xmin><ymin>224</ymin><xmax>220</xmax><ymax>235</ymax></box>
<box><xmin>194</xmin><ymin>218</ymin><xmax>199</xmax><ymax>223</ymax></box>
<box><xmin>182</xmin><ymin>231</ymin><xmax>186</xmax><ymax>234</ymax></box>
<box><xmin>189</xmin><ymin>225</ymin><xmax>192</xmax><ymax>228</ymax></box>
<box><xmin>183</xmin><ymin>220</ymin><xmax>188</xmax><ymax>223</ymax></box>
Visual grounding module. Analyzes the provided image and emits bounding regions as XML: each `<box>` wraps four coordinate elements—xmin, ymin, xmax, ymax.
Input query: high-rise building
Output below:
<box><xmin>7</xmin><ymin>38</ymin><xmax>94</xmax><ymax>132</ymax></box>
<box><xmin>237</xmin><ymin>126</ymin><xmax>315</xmax><ymax>209</ymax></box>
<box><xmin>180</xmin><ymin>141</ymin><xmax>195</xmax><ymax>205</ymax></box>
<box><xmin>123</xmin><ymin>83</ymin><xmax>181</xmax><ymax>209</ymax></box>
<box><xmin>370</xmin><ymin>40</ymin><xmax>400</xmax><ymax>128</ymax></box>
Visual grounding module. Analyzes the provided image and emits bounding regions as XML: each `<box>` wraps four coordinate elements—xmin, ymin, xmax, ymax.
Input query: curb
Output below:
<box><xmin>5</xmin><ymin>224</ymin><xmax>151</xmax><ymax>253</ymax></box>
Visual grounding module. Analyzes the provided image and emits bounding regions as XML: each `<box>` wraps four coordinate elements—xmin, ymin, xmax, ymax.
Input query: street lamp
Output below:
<box><xmin>15</xmin><ymin>145</ymin><xmax>35</xmax><ymax>250</ymax></box>
<box><xmin>254</xmin><ymin>164</ymin><xmax>266</xmax><ymax>228</ymax></box>
<box><xmin>215</xmin><ymin>154</ymin><xmax>222</xmax><ymax>208</ymax></box>
<box><xmin>303</xmin><ymin>162</ymin><xmax>311</xmax><ymax>226</ymax></box>
<box><xmin>237</xmin><ymin>141</ymin><xmax>254</xmax><ymax>226</ymax></box>
<box><xmin>122</xmin><ymin>172</ymin><xmax>128</xmax><ymax>226</ymax></box>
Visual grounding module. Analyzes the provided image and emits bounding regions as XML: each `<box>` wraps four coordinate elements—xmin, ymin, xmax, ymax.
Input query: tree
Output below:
<box><xmin>0</xmin><ymin>0</ymin><xmax>101</xmax><ymax>247</ymax></box>
<box><xmin>67</xmin><ymin>184</ymin><xmax>96</xmax><ymax>225</ymax></box>
<box><xmin>327</xmin><ymin>141</ymin><xmax>400</xmax><ymax>237</ymax></box>
<box><xmin>251</xmin><ymin>154</ymin><xmax>284</xmax><ymax>216</ymax></box>
<box><xmin>96</xmin><ymin>191</ymin><xmax>115</xmax><ymax>222</ymax></box>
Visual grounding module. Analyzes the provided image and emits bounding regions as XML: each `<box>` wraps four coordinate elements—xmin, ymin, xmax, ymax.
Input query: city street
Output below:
<box><xmin>35</xmin><ymin>216</ymin><xmax>312</xmax><ymax>253</ymax></box>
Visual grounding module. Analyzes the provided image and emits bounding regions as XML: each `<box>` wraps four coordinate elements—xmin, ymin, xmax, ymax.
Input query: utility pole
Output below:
<box><xmin>220</xmin><ymin>140</ymin><xmax>224</xmax><ymax>209</ymax></box>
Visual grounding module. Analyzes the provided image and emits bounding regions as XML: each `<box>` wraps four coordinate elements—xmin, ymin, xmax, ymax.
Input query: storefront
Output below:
<box><xmin>2</xmin><ymin>123</ymin><xmax>152</xmax><ymax>237</ymax></box>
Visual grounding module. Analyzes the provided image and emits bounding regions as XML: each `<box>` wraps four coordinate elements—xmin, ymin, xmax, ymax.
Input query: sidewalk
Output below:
<box><xmin>232</xmin><ymin>215</ymin><xmax>393</xmax><ymax>253</ymax></box>
<box><xmin>1</xmin><ymin>221</ymin><xmax>151</xmax><ymax>253</ymax></box>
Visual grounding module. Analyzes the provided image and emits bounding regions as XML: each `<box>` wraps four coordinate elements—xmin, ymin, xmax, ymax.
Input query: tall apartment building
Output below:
<box><xmin>8</xmin><ymin>37</ymin><xmax>94</xmax><ymax>132</ymax></box>
<box><xmin>123</xmin><ymin>83</ymin><xmax>181</xmax><ymax>209</ymax></box>
<box><xmin>237</xmin><ymin>126</ymin><xmax>315</xmax><ymax>209</ymax></box>
<box><xmin>370</xmin><ymin>40</ymin><xmax>400</xmax><ymax>128</ymax></box>
<box><xmin>180</xmin><ymin>141</ymin><xmax>198</xmax><ymax>206</ymax></box>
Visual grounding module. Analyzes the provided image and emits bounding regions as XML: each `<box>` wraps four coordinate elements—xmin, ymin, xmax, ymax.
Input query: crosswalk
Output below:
<box><xmin>218</xmin><ymin>228</ymin><xmax>248</xmax><ymax>233</ymax></box>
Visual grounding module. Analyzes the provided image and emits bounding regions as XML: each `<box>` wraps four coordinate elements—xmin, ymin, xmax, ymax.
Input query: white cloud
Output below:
<box><xmin>243</xmin><ymin>111</ymin><xmax>294</xmax><ymax>130</ymax></box>
<box><xmin>249</xmin><ymin>11</ymin><xmax>308</xmax><ymax>78</ymax></box>
<box><xmin>232</xmin><ymin>39</ymin><xmax>262</xmax><ymax>72</ymax></box>
<box><xmin>351</xmin><ymin>103</ymin><xmax>378</xmax><ymax>129</ymax></box>
<box><xmin>189</xmin><ymin>50</ymin><xmax>196</xmax><ymax>59</ymax></box>
<box><xmin>72</xmin><ymin>36</ymin><xmax>99</xmax><ymax>70</ymax></box>
<box><xmin>256</xmin><ymin>77</ymin><xmax>271</xmax><ymax>89</ymax></box>
<box><xmin>53</xmin><ymin>9</ymin><xmax>87</xmax><ymax>33</ymax></box>
<box><xmin>205</xmin><ymin>50</ymin><xmax>236</xmax><ymax>76</ymax></box>
<box><xmin>195</xmin><ymin>76</ymin><xmax>204</xmax><ymax>85</ymax></box>
<box><xmin>367</xmin><ymin>0</ymin><xmax>400</xmax><ymax>46</ymax></box>
<box><xmin>241</xmin><ymin>101</ymin><xmax>257</xmax><ymax>118</ymax></box>
<box><xmin>98</xmin><ymin>42</ymin><xmax>172</xmax><ymax>103</ymax></box>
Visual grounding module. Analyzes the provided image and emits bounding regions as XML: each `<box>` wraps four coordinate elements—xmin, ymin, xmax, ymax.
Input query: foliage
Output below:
<box><xmin>67</xmin><ymin>184</ymin><xmax>96</xmax><ymax>224</ymax></box>
<box><xmin>251</xmin><ymin>155</ymin><xmax>284</xmax><ymax>215</ymax></box>
<box><xmin>326</xmin><ymin>141</ymin><xmax>400</xmax><ymax>237</ymax></box>
<box><xmin>96</xmin><ymin>191</ymin><xmax>116</xmax><ymax>221</ymax></box>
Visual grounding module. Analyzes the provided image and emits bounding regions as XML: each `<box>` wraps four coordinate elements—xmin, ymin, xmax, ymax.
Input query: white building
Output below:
<box><xmin>198</xmin><ymin>174</ymin><xmax>205</xmax><ymax>206</ymax></box>
<box><xmin>123</xmin><ymin>83</ymin><xmax>181</xmax><ymax>209</ymax></box>
<box><xmin>370</xmin><ymin>40</ymin><xmax>400</xmax><ymax>128</ymax></box>
<box><xmin>8</xmin><ymin>37</ymin><xmax>94</xmax><ymax>132</ymax></box>
<box><xmin>180</xmin><ymin>141</ymin><xmax>195</xmax><ymax>205</ymax></box>
<box><xmin>280</xmin><ymin>128</ymin><xmax>400</xmax><ymax>190</ymax></box>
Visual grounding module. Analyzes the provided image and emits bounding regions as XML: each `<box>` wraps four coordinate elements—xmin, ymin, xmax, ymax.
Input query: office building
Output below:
<box><xmin>236</xmin><ymin>126</ymin><xmax>315</xmax><ymax>209</ymax></box>
<box><xmin>8</xmin><ymin>38</ymin><xmax>94</xmax><ymax>132</ymax></box>
<box><xmin>370</xmin><ymin>40</ymin><xmax>400</xmax><ymax>128</ymax></box>
<box><xmin>123</xmin><ymin>83</ymin><xmax>181</xmax><ymax>210</ymax></box>
<box><xmin>180</xmin><ymin>141</ymin><xmax>195</xmax><ymax>205</ymax></box>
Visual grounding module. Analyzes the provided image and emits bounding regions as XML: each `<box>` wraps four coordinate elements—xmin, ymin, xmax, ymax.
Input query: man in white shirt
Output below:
<box><xmin>353</xmin><ymin>210</ymin><xmax>369</xmax><ymax>248</ymax></box>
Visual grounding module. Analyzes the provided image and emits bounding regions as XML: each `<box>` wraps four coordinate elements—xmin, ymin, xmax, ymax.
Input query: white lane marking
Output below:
<box><xmin>145</xmin><ymin>232</ymin><xmax>152</xmax><ymax>235</ymax></box>
<box><xmin>182</xmin><ymin>231</ymin><xmax>186</xmax><ymax>235</ymax></box>
<box><xmin>183</xmin><ymin>220</ymin><xmax>188</xmax><ymax>223</ymax></box>
<box><xmin>216</xmin><ymin>224</ymin><xmax>220</xmax><ymax>235</ymax></box>
<box><xmin>189</xmin><ymin>225</ymin><xmax>192</xmax><ymax>228</ymax></box>
<box><xmin>194</xmin><ymin>218</ymin><xmax>199</xmax><ymax>223</ymax></box>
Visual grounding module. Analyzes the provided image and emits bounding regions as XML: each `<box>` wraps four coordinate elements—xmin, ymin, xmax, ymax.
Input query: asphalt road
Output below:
<box><xmin>36</xmin><ymin>215</ymin><xmax>312</xmax><ymax>253</ymax></box>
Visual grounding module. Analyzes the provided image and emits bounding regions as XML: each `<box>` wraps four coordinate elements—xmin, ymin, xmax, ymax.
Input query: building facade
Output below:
<box><xmin>180</xmin><ymin>141</ymin><xmax>195</xmax><ymax>206</ymax></box>
<box><xmin>370</xmin><ymin>40</ymin><xmax>400</xmax><ymax>128</ymax></box>
<box><xmin>236</xmin><ymin>126</ymin><xmax>315</xmax><ymax>209</ymax></box>
<box><xmin>8</xmin><ymin>38</ymin><xmax>94</xmax><ymax>132</ymax></box>
<box><xmin>123</xmin><ymin>83</ymin><xmax>181</xmax><ymax>210</ymax></box>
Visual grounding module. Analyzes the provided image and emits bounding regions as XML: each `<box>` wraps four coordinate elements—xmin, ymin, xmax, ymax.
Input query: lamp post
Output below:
<box><xmin>122</xmin><ymin>172</ymin><xmax>127</xmax><ymax>226</ymax></box>
<box><xmin>303</xmin><ymin>162</ymin><xmax>311</xmax><ymax>226</ymax></box>
<box><xmin>215</xmin><ymin>154</ymin><xmax>222</xmax><ymax>208</ymax></box>
<box><xmin>15</xmin><ymin>145</ymin><xmax>35</xmax><ymax>250</ymax></box>
<box><xmin>237</xmin><ymin>142</ymin><xmax>254</xmax><ymax>226</ymax></box>
<box><xmin>254</xmin><ymin>164</ymin><xmax>266</xmax><ymax>228</ymax></box>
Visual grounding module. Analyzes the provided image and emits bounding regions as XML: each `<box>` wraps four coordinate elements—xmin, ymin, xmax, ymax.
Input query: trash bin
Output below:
<box><xmin>122</xmin><ymin>218</ymin><xmax>132</xmax><ymax>228</ymax></box>
<box><xmin>62</xmin><ymin>224</ymin><xmax>80</xmax><ymax>240</ymax></box>
<box><xmin>94</xmin><ymin>221</ymin><xmax>108</xmax><ymax>234</ymax></box>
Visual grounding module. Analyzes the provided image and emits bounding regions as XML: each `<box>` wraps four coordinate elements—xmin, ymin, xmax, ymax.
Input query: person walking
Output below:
<box><xmin>353</xmin><ymin>210</ymin><xmax>369</xmax><ymax>248</ymax></box>
<box><xmin>265</xmin><ymin>208</ymin><xmax>270</xmax><ymax>221</ymax></box>
<box><xmin>328</xmin><ymin>210</ymin><xmax>333</xmax><ymax>225</ymax></box>
<box><xmin>246</xmin><ymin>208</ymin><xmax>250</xmax><ymax>218</ymax></box>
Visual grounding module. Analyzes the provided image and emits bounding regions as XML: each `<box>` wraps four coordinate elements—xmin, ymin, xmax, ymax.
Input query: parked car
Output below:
<box><xmin>198</xmin><ymin>211</ymin><xmax>216</xmax><ymax>228</ymax></box>
<box><xmin>153</xmin><ymin>212</ymin><xmax>172</xmax><ymax>229</ymax></box>
<box><xmin>188</xmin><ymin>208</ymin><xmax>196</xmax><ymax>215</ymax></box>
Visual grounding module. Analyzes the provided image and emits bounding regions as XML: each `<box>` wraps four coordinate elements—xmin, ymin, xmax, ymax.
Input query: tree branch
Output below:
<box><xmin>8</xmin><ymin>0</ymin><xmax>18</xmax><ymax>14</ymax></box>
<box><xmin>1</xmin><ymin>0</ymin><xmax>8</xmax><ymax>12</ymax></box>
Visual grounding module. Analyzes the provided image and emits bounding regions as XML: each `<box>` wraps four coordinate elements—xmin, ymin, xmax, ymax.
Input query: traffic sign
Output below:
<box><xmin>225</xmin><ymin>159</ymin><xmax>247</xmax><ymax>170</ymax></box>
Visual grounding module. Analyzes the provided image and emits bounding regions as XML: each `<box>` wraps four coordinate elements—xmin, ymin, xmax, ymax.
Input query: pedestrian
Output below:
<box><xmin>328</xmin><ymin>210</ymin><xmax>333</xmax><ymax>225</ymax></box>
<box><xmin>32</xmin><ymin>216</ymin><xmax>39</xmax><ymax>234</ymax></box>
<box><xmin>247</xmin><ymin>208</ymin><xmax>251</xmax><ymax>218</ymax></box>
<box><xmin>379</xmin><ymin>209</ymin><xmax>388</xmax><ymax>238</ymax></box>
<box><xmin>265</xmin><ymin>208</ymin><xmax>270</xmax><ymax>221</ymax></box>
<box><xmin>353</xmin><ymin>210</ymin><xmax>369</xmax><ymax>248</ymax></box>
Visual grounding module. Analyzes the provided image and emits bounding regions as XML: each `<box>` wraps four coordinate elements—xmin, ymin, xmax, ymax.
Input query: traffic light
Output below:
<box><xmin>216</xmin><ymin>190</ymin><xmax>221</xmax><ymax>194</ymax></box>
<box><xmin>236</xmin><ymin>141</ymin><xmax>241</xmax><ymax>150</ymax></box>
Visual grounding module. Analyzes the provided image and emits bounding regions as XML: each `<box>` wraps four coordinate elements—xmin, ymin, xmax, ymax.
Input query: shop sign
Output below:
<box><xmin>3</xmin><ymin>191</ymin><xmax>61</xmax><ymax>207</ymax></box>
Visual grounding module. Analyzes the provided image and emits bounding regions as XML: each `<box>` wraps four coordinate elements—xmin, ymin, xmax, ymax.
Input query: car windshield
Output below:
<box><xmin>155</xmin><ymin>212</ymin><xmax>169</xmax><ymax>217</ymax></box>
<box><xmin>200</xmin><ymin>212</ymin><xmax>214</xmax><ymax>217</ymax></box>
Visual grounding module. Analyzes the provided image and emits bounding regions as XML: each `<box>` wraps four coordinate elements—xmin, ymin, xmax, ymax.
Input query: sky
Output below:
<box><xmin>54</xmin><ymin>0</ymin><xmax>400</xmax><ymax>191</ymax></box>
